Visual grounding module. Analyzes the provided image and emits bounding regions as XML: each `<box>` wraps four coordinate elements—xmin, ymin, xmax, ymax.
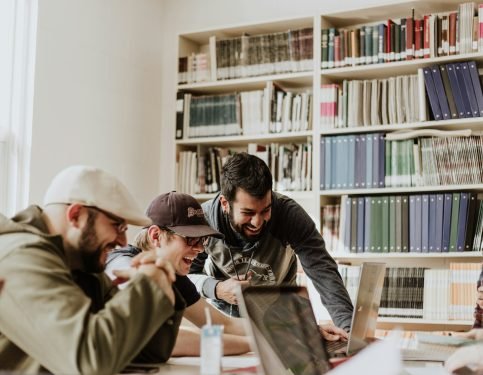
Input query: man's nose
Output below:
<box><xmin>117</xmin><ymin>232</ymin><xmax>128</xmax><ymax>247</ymax></box>
<box><xmin>251</xmin><ymin>214</ymin><xmax>263</xmax><ymax>227</ymax></box>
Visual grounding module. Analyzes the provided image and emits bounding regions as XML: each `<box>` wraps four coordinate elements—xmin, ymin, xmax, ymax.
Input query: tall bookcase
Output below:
<box><xmin>174</xmin><ymin>0</ymin><xmax>483</xmax><ymax>331</ymax></box>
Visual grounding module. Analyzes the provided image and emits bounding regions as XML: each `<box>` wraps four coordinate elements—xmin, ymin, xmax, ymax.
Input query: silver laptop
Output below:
<box><xmin>236</xmin><ymin>262</ymin><xmax>386</xmax><ymax>374</ymax></box>
<box><xmin>326</xmin><ymin>262</ymin><xmax>386</xmax><ymax>356</ymax></box>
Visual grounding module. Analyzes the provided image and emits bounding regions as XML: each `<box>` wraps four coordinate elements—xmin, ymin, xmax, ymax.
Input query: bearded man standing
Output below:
<box><xmin>189</xmin><ymin>152</ymin><xmax>353</xmax><ymax>339</ymax></box>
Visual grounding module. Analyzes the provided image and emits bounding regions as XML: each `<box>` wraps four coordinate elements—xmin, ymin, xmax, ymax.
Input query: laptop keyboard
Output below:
<box><xmin>325</xmin><ymin>340</ymin><xmax>347</xmax><ymax>353</ymax></box>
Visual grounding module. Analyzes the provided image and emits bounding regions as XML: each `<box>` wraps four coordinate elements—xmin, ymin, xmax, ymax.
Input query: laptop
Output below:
<box><xmin>326</xmin><ymin>262</ymin><xmax>386</xmax><ymax>356</ymax></box>
<box><xmin>237</xmin><ymin>284</ymin><xmax>332</xmax><ymax>375</ymax></box>
<box><xmin>236</xmin><ymin>262</ymin><xmax>386</xmax><ymax>374</ymax></box>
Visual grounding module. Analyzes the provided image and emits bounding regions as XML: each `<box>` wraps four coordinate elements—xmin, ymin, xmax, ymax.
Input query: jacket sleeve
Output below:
<box><xmin>131</xmin><ymin>287</ymin><xmax>185</xmax><ymax>363</ymax></box>
<box><xmin>276</xmin><ymin>200</ymin><xmax>354</xmax><ymax>330</ymax></box>
<box><xmin>188</xmin><ymin>251</ymin><xmax>219</xmax><ymax>299</ymax></box>
<box><xmin>0</xmin><ymin>238</ymin><xmax>179</xmax><ymax>374</ymax></box>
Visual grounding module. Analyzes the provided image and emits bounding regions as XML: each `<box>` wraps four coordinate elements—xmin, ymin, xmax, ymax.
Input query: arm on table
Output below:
<box><xmin>172</xmin><ymin>298</ymin><xmax>250</xmax><ymax>356</ymax></box>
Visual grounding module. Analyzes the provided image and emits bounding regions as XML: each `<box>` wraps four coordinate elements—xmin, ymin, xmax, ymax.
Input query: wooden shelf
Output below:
<box><xmin>320</xmin><ymin>184</ymin><xmax>483</xmax><ymax>196</ymax></box>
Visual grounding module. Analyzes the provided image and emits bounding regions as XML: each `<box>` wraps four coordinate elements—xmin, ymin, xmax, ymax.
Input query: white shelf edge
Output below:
<box><xmin>320</xmin><ymin>51</ymin><xmax>483</xmax><ymax>77</ymax></box>
<box><xmin>193</xmin><ymin>190</ymin><xmax>314</xmax><ymax>200</ymax></box>
<box><xmin>176</xmin><ymin>130</ymin><xmax>313</xmax><ymax>145</ymax></box>
<box><xmin>330</xmin><ymin>251</ymin><xmax>483</xmax><ymax>259</ymax></box>
<box><xmin>178</xmin><ymin>71</ymin><xmax>313</xmax><ymax>90</ymax></box>
<box><xmin>320</xmin><ymin>184</ymin><xmax>483</xmax><ymax>196</ymax></box>
<box><xmin>319</xmin><ymin>117</ymin><xmax>483</xmax><ymax>135</ymax></box>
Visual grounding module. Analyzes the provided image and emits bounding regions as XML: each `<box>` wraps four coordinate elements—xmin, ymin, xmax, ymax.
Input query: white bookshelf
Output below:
<box><xmin>175</xmin><ymin>0</ymin><xmax>483</xmax><ymax>330</ymax></box>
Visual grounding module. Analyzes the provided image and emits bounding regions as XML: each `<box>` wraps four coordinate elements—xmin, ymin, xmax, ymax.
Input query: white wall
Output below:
<box><xmin>158</xmin><ymin>0</ymin><xmax>406</xmax><ymax>193</ymax></box>
<box><xmin>30</xmin><ymin>0</ymin><xmax>165</xmax><ymax>214</ymax></box>
<box><xmin>30</xmin><ymin>0</ymin><xmax>406</xmax><ymax>209</ymax></box>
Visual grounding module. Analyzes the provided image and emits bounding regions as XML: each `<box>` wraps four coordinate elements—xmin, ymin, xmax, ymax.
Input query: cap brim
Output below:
<box><xmin>122</xmin><ymin>212</ymin><xmax>152</xmax><ymax>227</ymax></box>
<box><xmin>168</xmin><ymin>225</ymin><xmax>224</xmax><ymax>239</ymax></box>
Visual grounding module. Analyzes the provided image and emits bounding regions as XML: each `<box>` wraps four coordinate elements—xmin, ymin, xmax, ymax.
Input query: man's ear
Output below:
<box><xmin>220</xmin><ymin>195</ymin><xmax>230</xmax><ymax>214</ymax></box>
<box><xmin>148</xmin><ymin>225</ymin><xmax>161</xmax><ymax>243</ymax></box>
<box><xmin>65</xmin><ymin>204</ymin><xmax>84</xmax><ymax>228</ymax></box>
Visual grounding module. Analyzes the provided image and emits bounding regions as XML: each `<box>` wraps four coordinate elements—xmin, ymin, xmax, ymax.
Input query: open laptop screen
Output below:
<box><xmin>239</xmin><ymin>285</ymin><xmax>331</xmax><ymax>375</ymax></box>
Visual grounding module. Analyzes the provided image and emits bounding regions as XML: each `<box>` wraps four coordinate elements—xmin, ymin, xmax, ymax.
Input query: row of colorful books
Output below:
<box><xmin>339</xmin><ymin>263</ymin><xmax>482</xmax><ymax>320</ymax></box>
<box><xmin>176</xmin><ymin>85</ymin><xmax>312</xmax><ymax>139</ymax></box>
<box><xmin>319</xmin><ymin>133</ymin><xmax>483</xmax><ymax>190</ymax></box>
<box><xmin>321</xmin><ymin>2</ymin><xmax>483</xmax><ymax>69</ymax></box>
<box><xmin>325</xmin><ymin>192</ymin><xmax>483</xmax><ymax>253</ymax></box>
<box><xmin>320</xmin><ymin>60</ymin><xmax>483</xmax><ymax>129</ymax></box>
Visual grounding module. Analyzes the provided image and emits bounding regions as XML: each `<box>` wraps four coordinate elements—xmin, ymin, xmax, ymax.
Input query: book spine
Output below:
<box><xmin>422</xmin><ymin>66</ymin><xmax>443</xmax><ymax>120</ymax></box>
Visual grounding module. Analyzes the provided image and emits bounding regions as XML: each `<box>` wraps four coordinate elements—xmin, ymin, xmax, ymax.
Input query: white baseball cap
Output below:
<box><xmin>43</xmin><ymin>165</ymin><xmax>151</xmax><ymax>226</ymax></box>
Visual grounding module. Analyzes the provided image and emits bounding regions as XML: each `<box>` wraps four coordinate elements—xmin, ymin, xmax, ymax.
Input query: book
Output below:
<box><xmin>430</xmin><ymin>65</ymin><xmax>451</xmax><ymax>120</ymax></box>
<box><xmin>175</xmin><ymin>92</ymin><xmax>185</xmax><ymax>139</ymax></box>
<box><xmin>467</xmin><ymin>61</ymin><xmax>483</xmax><ymax>116</ymax></box>
<box><xmin>421</xmin><ymin>194</ymin><xmax>429</xmax><ymax>252</ymax></box>
<box><xmin>459</xmin><ymin>62</ymin><xmax>480</xmax><ymax>117</ymax></box>
<box><xmin>464</xmin><ymin>193</ymin><xmax>480</xmax><ymax>251</ymax></box>
<box><xmin>454</xmin><ymin>63</ymin><xmax>474</xmax><ymax>117</ymax></box>
<box><xmin>438</xmin><ymin>65</ymin><xmax>459</xmax><ymax>119</ymax></box>
<box><xmin>446</xmin><ymin>63</ymin><xmax>468</xmax><ymax>118</ymax></box>
<box><xmin>456</xmin><ymin>192</ymin><xmax>469</xmax><ymax>251</ymax></box>
<box><xmin>422</xmin><ymin>67</ymin><xmax>442</xmax><ymax>120</ymax></box>
<box><xmin>442</xmin><ymin>193</ymin><xmax>453</xmax><ymax>252</ymax></box>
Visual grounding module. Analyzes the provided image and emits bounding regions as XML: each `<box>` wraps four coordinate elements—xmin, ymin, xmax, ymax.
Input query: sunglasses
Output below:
<box><xmin>164</xmin><ymin>228</ymin><xmax>210</xmax><ymax>247</ymax></box>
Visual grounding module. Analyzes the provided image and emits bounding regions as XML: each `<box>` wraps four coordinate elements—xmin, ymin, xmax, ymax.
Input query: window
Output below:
<box><xmin>0</xmin><ymin>0</ymin><xmax>38</xmax><ymax>215</ymax></box>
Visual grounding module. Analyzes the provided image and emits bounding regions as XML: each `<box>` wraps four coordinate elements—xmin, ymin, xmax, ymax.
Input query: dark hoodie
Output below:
<box><xmin>188</xmin><ymin>192</ymin><xmax>354</xmax><ymax>330</ymax></box>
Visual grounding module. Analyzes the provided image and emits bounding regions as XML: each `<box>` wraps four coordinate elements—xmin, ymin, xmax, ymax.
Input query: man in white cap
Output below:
<box><xmin>0</xmin><ymin>166</ymin><xmax>183</xmax><ymax>374</ymax></box>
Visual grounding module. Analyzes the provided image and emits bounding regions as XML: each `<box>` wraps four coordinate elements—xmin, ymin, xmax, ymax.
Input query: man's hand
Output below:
<box><xmin>319</xmin><ymin>323</ymin><xmax>349</xmax><ymax>341</ymax></box>
<box><xmin>113</xmin><ymin>264</ymin><xmax>175</xmax><ymax>305</ymax></box>
<box><xmin>454</xmin><ymin>329</ymin><xmax>483</xmax><ymax>341</ymax></box>
<box><xmin>113</xmin><ymin>254</ymin><xmax>176</xmax><ymax>305</ymax></box>
<box><xmin>445</xmin><ymin>344</ymin><xmax>483</xmax><ymax>374</ymax></box>
<box><xmin>215</xmin><ymin>276</ymin><xmax>250</xmax><ymax>305</ymax></box>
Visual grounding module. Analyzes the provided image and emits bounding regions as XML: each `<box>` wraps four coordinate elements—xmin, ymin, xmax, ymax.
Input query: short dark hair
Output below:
<box><xmin>221</xmin><ymin>152</ymin><xmax>272</xmax><ymax>202</ymax></box>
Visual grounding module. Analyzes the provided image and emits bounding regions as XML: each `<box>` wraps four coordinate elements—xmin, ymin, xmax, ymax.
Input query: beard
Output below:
<box><xmin>227</xmin><ymin>207</ymin><xmax>266</xmax><ymax>242</ymax></box>
<box><xmin>78</xmin><ymin>211</ymin><xmax>110</xmax><ymax>273</ymax></box>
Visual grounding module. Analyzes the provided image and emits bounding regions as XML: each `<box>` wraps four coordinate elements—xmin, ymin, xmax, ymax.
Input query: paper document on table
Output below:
<box><xmin>328</xmin><ymin>331</ymin><xmax>403</xmax><ymax>375</ymax></box>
